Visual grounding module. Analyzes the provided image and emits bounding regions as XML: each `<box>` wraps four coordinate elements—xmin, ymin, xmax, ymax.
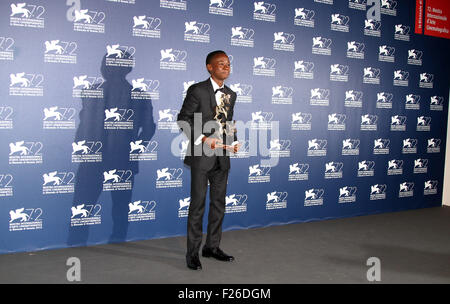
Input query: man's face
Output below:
<box><xmin>207</xmin><ymin>53</ymin><xmax>230</xmax><ymax>82</ymax></box>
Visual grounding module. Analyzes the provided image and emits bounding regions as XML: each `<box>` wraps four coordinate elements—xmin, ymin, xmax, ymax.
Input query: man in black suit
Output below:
<box><xmin>177</xmin><ymin>50</ymin><xmax>240</xmax><ymax>270</ymax></box>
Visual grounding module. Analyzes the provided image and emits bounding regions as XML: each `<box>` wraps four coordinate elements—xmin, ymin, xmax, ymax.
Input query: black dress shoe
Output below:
<box><xmin>202</xmin><ymin>247</ymin><xmax>235</xmax><ymax>262</ymax></box>
<box><xmin>186</xmin><ymin>254</ymin><xmax>202</xmax><ymax>270</ymax></box>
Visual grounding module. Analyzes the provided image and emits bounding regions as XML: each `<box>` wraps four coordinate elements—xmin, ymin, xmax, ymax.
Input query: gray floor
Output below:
<box><xmin>1</xmin><ymin>206</ymin><xmax>449</xmax><ymax>284</ymax></box>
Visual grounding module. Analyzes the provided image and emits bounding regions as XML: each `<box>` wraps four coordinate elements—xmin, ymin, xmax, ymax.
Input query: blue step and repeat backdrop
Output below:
<box><xmin>1</xmin><ymin>0</ymin><xmax>449</xmax><ymax>254</ymax></box>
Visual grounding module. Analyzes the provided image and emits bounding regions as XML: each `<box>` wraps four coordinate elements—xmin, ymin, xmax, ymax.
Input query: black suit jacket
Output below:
<box><xmin>177</xmin><ymin>79</ymin><xmax>237</xmax><ymax>171</ymax></box>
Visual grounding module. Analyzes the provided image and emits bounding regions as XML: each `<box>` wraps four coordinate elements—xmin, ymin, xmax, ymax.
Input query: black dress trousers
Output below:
<box><xmin>187</xmin><ymin>156</ymin><xmax>229</xmax><ymax>256</ymax></box>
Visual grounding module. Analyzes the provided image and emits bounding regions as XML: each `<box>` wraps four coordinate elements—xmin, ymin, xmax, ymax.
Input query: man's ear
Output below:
<box><xmin>206</xmin><ymin>64</ymin><xmax>213</xmax><ymax>74</ymax></box>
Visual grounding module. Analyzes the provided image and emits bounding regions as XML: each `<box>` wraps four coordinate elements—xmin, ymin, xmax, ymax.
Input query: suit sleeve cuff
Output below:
<box><xmin>194</xmin><ymin>134</ymin><xmax>205</xmax><ymax>145</ymax></box>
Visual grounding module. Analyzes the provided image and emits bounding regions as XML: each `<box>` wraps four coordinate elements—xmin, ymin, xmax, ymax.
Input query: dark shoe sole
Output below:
<box><xmin>202</xmin><ymin>252</ymin><xmax>235</xmax><ymax>262</ymax></box>
<box><xmin>187</xmin><ymin>265</ymin><xmax>202</xmax><ymax>270</ymax></box>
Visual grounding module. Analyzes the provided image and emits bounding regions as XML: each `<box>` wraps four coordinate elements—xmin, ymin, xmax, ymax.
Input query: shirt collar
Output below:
<box><xmin>210</xmin><ymin>77</ymin><xmax>224</xmax><ymax>92</ymax></box>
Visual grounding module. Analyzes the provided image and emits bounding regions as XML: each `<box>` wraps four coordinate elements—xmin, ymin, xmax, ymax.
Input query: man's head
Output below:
<box><xmin>206</xmin><ymin>50</ymin><xmax>230</xmax><ymax>83</ymax></box>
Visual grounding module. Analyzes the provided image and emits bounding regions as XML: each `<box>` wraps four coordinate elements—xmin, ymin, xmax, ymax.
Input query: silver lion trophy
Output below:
<box><xmin>213</xmin><ymin>93</ymin><xmax>238</xmax><ymax>154</ymax></box>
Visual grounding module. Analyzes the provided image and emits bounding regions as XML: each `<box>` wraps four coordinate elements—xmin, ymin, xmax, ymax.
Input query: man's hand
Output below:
<box><xmin>233</xmin><ymin>143</ymin><xmax>241</xmax><ymax>153</ymax></box>
<box><xmin>224</xmin><ymin>143</ymin><xmax>241</xmax><ymax>154</ymax></box>
<box><xmin>202</xmin><ymin>136</ymin><xmax>223</xmax><ymax>150</ymax></box>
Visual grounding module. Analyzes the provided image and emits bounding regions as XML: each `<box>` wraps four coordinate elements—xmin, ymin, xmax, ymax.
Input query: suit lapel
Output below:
<box><xmin>205</xmin><ymin>79</ymin><xmax>217</xmax><ymax>113</ymax></box>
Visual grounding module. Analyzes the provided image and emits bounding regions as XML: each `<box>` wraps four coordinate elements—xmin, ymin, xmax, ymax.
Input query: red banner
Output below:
<box><xmin>415</xmin><ymin>0</ymin><xmax>424</xmax><ymax>34</ymax></box>
<box><xmin>422</xmin><ymin>0</ymin><xmax>450</xmax><ymax>39</ymax></box>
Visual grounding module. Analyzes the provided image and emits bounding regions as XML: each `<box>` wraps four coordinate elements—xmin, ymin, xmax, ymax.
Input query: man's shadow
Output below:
<box><xmin>67</xmin><ymin>52</ymin><xmax>156</xmax><ymax>247</ymax></box>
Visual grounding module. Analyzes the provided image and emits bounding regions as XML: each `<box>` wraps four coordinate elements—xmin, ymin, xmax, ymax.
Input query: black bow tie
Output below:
<box><xmin>214</xmin><ymin>87</ymin><xmax>225</xmax><ymax>94</ymax></box>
